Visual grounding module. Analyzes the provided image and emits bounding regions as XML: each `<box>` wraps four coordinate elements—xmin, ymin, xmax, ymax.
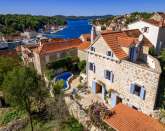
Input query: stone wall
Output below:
<box><xmin>78</xmin><ymin>49</ymin><xmax>87</xmax><ymax>61</ymax></box>
<box><xmin>64</xmin><ymin>96</ymin><xmax>102</xmax><ymax>131</ymax></box>
<box><xmin>33</xmin><ymin>48</ymin><xmax>78</xmax><ymax>74</ymax></box>
<box><xmin>87</xmin><ymin>52</ymin><xmax>161</xmax><ymax>115</ymax></box>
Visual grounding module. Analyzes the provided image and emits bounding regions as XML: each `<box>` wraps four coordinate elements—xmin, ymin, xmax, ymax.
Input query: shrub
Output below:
<box><xmin>60</xmin><ymin>117</ymin><xmax>83</xmax><ymax>131</ymax></box>
<box><xmin>0</xmin><ymin>109</ymin><xmax>25</xmax><ymax>125</ymax></box>
<box><xmin>47</xmin><ymin>56</ymin><xmax>79</xmax><ymax>72</ymax></box>
<box><xmin>78</xmin><ymin>60</ymin><xmax>86</xmax><ymax>73</ymax></box>
<box><xmin>44</xmin><ymin>69</ymin><xmax>54</xmax><ymax>81</ymax></box>
<box><xmin>88</xmin><ymin>102</ymin><xmax>115</xmax><ymax>130</ymax></box>
<box><xmin>149</xmin><ymin>47</ymin><xmax>157</xmax><ymax>56</ymax></box>
<box><xmin>77</xmin><ymin>84</ymin><xmax>83</xmax><ymax>90</ymax></box>
<box><xmin>52</xmin><ymin>80</ymin><xmax>64</xmax><ymax>94</ymax></box>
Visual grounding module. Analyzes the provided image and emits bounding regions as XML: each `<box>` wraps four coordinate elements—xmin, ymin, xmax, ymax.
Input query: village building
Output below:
<box><xmin>20</xmin><ymin>38</ymin><xmax>90</xmax><ymax>74</ymax></box>
<box><xmin>87</xmin><ymin>28</ymin><xmax>161</xmax><ymax>115</ymax></box>
<box><xmin>128</xmin><ymin>18</ymin><xmax>165</xmax><ymax>53</ymax></box>
<box><xmin>151</xmin><ymin>12</ymin><xmax>165</xmax><ymax>22</ymax></box>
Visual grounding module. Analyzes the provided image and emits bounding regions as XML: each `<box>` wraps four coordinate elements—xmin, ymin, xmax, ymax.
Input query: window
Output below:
<box><xmin>130</xmin><ymin>84</ymin><xmax>146</xmax><ymax>100</ymax></box>
<box><xmin>141</xmin><ymin>27</ymin><xmax>149</xmax><ymax>33</ymax></box>
<box><xmin>107</xmin><ymin>51</ymin><xmax>113</xmax><ymax>57</ymax></box>
<box><xmin>134</xmin><ymin>85</ymin><xmax>141</xmax><ymax>96</ymax></box>
<box><xmin>104</xmin><ymin>70</ymin><xmax>114</xmax><ymax>82</ymax></box>
<box><xmin>91</xmin><ymin>47</ymin><xmax>95</xmax><ymax>52</ymax></box>
<box><xmin>132</xmin><ymin>106</ymin><xmax>138</xmax><ymax>110</ymax></box>
<box><xmin>89</xmin><ymin>63</ymin><xmax>95</xmax><ymax>72</ymax></box>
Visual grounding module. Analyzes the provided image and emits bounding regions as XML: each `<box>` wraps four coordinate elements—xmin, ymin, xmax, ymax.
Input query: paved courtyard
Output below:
<box><xmin>65</xmin><ymin>76</ymin><xmax>104</xmax><ymax>109</ymax></box>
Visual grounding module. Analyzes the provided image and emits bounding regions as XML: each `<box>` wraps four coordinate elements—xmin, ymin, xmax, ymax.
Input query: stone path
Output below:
<box><xmin>65</xmin><ymin>76</ymin><xmax>80</xmax><ymax>94</ymax></box>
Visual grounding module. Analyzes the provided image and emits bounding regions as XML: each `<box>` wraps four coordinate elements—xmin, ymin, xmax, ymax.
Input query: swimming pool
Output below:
<box><xmin>54</xmin><ymin>72</ymin><xmax>73</xmax><ymax>90</ymax></box>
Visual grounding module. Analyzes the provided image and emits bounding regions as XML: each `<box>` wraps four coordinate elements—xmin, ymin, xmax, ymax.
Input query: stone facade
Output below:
<box><xmin>33</xmin><ymin>48</ymin><xmax>78</xmax><ymax>74</ymax></box>
<box><xmin>87</xmin><ymin>35</ymin><xmax>161</xmax><ymax>115</ymax></box>
<box><xmin>78</xmin><ymin>49</ymin><xmax>87</xmax><ymax>61</ymax></box>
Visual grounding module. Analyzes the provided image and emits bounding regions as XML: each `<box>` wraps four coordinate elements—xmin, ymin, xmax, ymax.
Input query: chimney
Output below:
<box><xmin>91</xmin><ymin>26</ymin><xmax>94</xmax><ymax>44</ymax></box>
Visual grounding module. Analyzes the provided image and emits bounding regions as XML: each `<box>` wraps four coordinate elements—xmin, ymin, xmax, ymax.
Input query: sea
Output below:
<box><xmin>46</xmin><ymin>19</ymin><xmax>92</xmax><ymax>39</ymax></box>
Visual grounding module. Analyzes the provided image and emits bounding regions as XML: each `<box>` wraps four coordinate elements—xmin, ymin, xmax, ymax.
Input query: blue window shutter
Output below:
<box><xmin>133</xmin><ymin>47</ymin><xmax>138</xmax><ymax>62</ymax></box>
<box><xmin>129</xmin><ymin>47</ymin><xmax>134</xmax><ymax>61</ymax></box>
<box><xmin>140</xmin><ymin>87</ymin><xmax>146</xmax><ymax>100</ymax></box>
<box><xmin>92</xmin><ymin>81</ymin><xmax>96</xmax><ymax>94</ymax></box>
<box><xmin>130</xmin><ymin>84</ymin><xmax>135</xmax><ymax>94</ymax></box>
<box><xmin>111</xmin><ymin>93</ymin><xmax>116</xmax><ymax>107</ymax></box>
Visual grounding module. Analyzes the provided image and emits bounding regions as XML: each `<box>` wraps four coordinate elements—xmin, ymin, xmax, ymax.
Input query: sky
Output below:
<box><xmin>0</xmin><ymin>0</ymin><xmax>165</xmax><ymax>16</ymax></box>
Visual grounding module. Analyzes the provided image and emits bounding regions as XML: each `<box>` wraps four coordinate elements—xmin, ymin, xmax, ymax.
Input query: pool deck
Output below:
<box><xmin>65</xmin><ymin>76</ymin><xmax>104</xmax><ymax>109</ymax></box>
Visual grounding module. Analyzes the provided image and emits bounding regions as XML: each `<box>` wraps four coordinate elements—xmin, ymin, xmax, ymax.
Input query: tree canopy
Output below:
<box><xmin>0</xmin><ymin>56</ymin><xmax>19</xmax><ymax>89</ymax></box>
<box><xmin>0</xmin><ymin>14</ymin><xmax>66</xmax><ymax>35</ymax></box>
<box><xmin>2</xmin><ymin>67</ymin><xmax>46</xmax><ymax>131</ymax></box>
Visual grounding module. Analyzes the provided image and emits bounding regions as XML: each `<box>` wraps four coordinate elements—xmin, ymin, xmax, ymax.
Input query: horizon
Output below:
<box><xmin>0</xmin><ymin>0</ymin><xmax>165</xmax><ymax>16</ymax></box>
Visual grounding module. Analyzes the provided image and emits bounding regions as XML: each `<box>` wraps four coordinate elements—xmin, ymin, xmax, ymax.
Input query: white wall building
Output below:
<box><xmin>128</xmin><ymin>20</ymin><xmax>165</xmax><ymax>53</ymax></box>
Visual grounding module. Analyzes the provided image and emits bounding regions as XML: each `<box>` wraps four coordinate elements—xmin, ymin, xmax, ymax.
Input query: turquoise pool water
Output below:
<box><xmin>54</xmin><ymin>72</ymin><xmax>73</xmax><ymax>89</ymax></box>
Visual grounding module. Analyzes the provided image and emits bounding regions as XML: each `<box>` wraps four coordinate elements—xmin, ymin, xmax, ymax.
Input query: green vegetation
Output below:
<box><xmin>88</xmin><ymin>102</ymin><xmax>115</xmax><ymax>131</ymax></box>
<box><xmin>52</xmin><ymin>80</ymin><xmax>64</xmax><ymax>94</ymax></box>
<box><xmin>0</xmin><ymin>56</ymin><xmax>19</xmax><ymax>89</ymax></box>
<box><xmin>44</xmin><ymin>69</ymin><xmax>54</xmax><ymax>81</ymax></box>
<box><xmin>77</xmin><ymin>60</ymin><xmax>86</xmax><ymax>73</ymax></box>
<box><xmin>60</xmin><ymin>117</ymin><xmax>83</xmax><ymax>131</ymax></box>
<box><xmin>0</xmin><ymin>56</ymin><xmax>83</xmax><ymax>130</ymax></box>
<box><xmin>156</xmin><ymin>49</ymin><xmax>165</xmax><ymax>123</ymax></box>
<box><xmin>149</xmin><ymin>47</ymin><xmax>157</xmax><ymax>56</ymax></box>
<box><xmin>125</xmin><ymin>12</ymin><xmax>153</xmax><ymax>24</ymax></box>
<box><xmin>47</xmin><ymin>56</ymin><xmax>79</xmax><ymax>70</ymax></box>
<box><xmin>2</xmin><ymin>67</ymin><xmax>47</xmax><ymax>131</ymax></box>
<box><xmin>23</xmin><ymin>117</ymin><xmax>83</xmax><ymax>131</ymax></box>
<box><xmin>0</xmin><ymin>109</ymin><xmax>26</xmax><ymax>125</ymax></box>
<box><xmin>93</xmin><ymin>12</ymin><xmax>153</xmax><ymax>26</ymax></box>
<box><xmin>46</xmin><ymin>56</ymin><xmax>81</xmax><ymax>80</ymax></box>
<box><xmin>0</xmin><ymin>14</ymin><xmax>66</xmax><ymax>35</ymax></box>
<box><xmin>157</xmin><ymin>49</ymin><xmax>165</xmax><ymax>108</ymax></box>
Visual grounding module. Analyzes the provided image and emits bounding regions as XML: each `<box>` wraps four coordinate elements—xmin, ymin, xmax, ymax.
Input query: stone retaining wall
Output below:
<box><xmin>64</xmin><ymin>96</ymin><xmax>102</xmax><ymax>131</ymax></box>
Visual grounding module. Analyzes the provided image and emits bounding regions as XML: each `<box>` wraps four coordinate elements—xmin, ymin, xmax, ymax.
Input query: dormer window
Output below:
<box><xmin>141</xmin><ymin>27</ymin><xmax>149</xmax><ymax>33</ymax></box>
<box><xmin>107</xmin><ymin>51</ymin><xmax>113</xmax><ymax>57</ymax></box>
<box><xmin>91</xmin><ymin>47</ymin><xmax>95</xmax><ymax>52</ymax></box>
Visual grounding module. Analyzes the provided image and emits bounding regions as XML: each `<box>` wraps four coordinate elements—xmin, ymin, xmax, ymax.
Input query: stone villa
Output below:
<box><xmin>20</xmin><ymin>38</ymin><xmax>90</xmax><ymax>74</ymax></box>
<box><xmin>87</xmin><ymin>25</ymin><xmax>162</xmax><ymax>115</ymax></box>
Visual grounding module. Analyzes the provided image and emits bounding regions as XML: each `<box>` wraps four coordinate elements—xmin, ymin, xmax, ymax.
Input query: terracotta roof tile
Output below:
<box><xmin>104</xmin><ymin>103</ymin><xmax>165</xmax><ymax>131</ymax></box>
<box><xmin>78</xmin><ymin>41</ymin><xmax>90</xmax><ymax>50</ymax></box>
<box><xmin>35</xmin><ymin>39</ymin><xmax>82</xmax><ymax>55</ymax></box>
<box><xmin>101</xmin><ymin>29</ymin><xmax>153</xmax><ymax>59</ymax></box>
<box><xmin>102</xmin><ymin>32</ymin><xmax>128</xmax><ymax>59</ymax></box>
<box><xmin>143</xmin><ymin>19</ymin><xmax>165</xmax><ymax>27</ymax></box>
<box><xmin>81</xmin><ymin>34</ymin><xmax>91</xmax><ymax>42</ymax></box>
<box><xmin>117</xmin><ymin>36</ymin><xmax>137</xmax><ymax>47</ymax></box>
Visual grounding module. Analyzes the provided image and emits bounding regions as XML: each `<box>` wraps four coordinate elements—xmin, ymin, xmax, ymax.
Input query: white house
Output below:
<box><xmin>128</xmin><ymin>19</ymin><xmax>165</xmax><ymax>53</ymax></box>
